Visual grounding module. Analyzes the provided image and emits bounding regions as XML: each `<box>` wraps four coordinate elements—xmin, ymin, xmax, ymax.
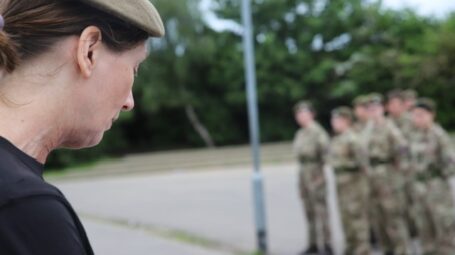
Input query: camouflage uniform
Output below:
<box><xmin>330</xmin><ymin>125</ymin><xmax>370</xmax><ymax>255</ymax></box>
<box><xmin>352</xmin><ymin>120</ymin><xmax>367</xmax><ymax>134</ymax></box>
<box><xmin>386</xmin><ymin>89</ymin><xmax>412</xmax><ymax>135</ymax></box>
<box><xmin>363</xmin><ymin>119</ymin><xmax>410</xmax><ymax>254</ymax></box>
<box><xmin>389</xmin><ymin>114</ymin><xmax>411</xmax><ymax>134</ymax></box>
<box><xmin>408</xmin><ymin>123</ymin><xmax>455</xmax><ymax>254</ymax></box>
<box><xmin>352</xmin><ymin>96</ymin><xmax>369</xmax><ymax>133</ymax></box>
<box><xmin>294</xmin><ymin>121</ymin><xmax>331</xmax><ymax>249</ymax></box>
<box><xmin>388</xmin><ymin>113</ymin><xmax>415</xmax><ymax>238</ymax></box>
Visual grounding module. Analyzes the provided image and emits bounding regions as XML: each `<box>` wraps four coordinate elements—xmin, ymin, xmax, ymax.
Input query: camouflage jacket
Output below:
<box><xmin>362</xmin><ymin>119</ymin><xmax>408</xmax><ymax>166</ymax></box>
<box><xmin>352</xmin><ymin>121</ymin><xmax>367</xmax><ymax>133</ymax></box>
<box><xmin>408</xmin><ymin>123</ymin><xmax>455</xmax><ymax>178</ymax></box>
<box><xmin>293</xmin><ymin>122</ymin><xmax>330</xmax><ymax>165</ymax></box>
<box><xmin>329</xmin><ymin>130</ymin><xmax>367</xmax><ymax>172</ymax></box>
<box><xmin>388</xmin><ymin>113</ymin><xmax>412</xmax><ymax>135</ymax></box>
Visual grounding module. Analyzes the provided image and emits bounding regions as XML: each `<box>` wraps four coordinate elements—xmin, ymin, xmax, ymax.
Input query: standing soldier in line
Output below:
<box><xmin>329</xmin><ymin>107</ymin><xmax>370</xmax><ymax>255</ymax></box>
<box><xmin>408</xmin><ymin>99</ymin><xmax>455</xmax><ymax>254</ymax></box>
<box><xmin>293</xmin><ymin>101</ymin><xmax>333</xmax><ymax>255</ymax></box>
<box><xmin>364</xmin><ymin>94</ymin><xmax>410</xmax><ymax>255</ymax></box>
<box><xmin>352</xmin><ymin>95</ymin><xmax>378</xmax><ymax>249</ymax></box>
<box><xmin>352</xmin><ymin>95</ymin><xmax>370</xmax><ymax>133</ymax></box>
<box><xmin>386</xmin><ymin>89</ymin><xmax>416</xmax><ymax>239</ymax></box>
<box><xmin>386</xmin><ymin>89</ymin><xmax>411</xmax><ymax>133</ymax></box>
<box><xmin>402</xmin><ymin>89</ymin><xmax>418</xmax><ymax>113</ymax></box>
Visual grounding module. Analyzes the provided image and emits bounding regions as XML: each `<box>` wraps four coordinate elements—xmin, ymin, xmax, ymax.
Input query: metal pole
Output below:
<box><xmin>240</xmin><ymin>0</ymin><xmax>268</xmax><ymax>253</ymax></box>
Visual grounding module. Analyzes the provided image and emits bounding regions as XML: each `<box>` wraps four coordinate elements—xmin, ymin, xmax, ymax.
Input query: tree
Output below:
<box><xmin>46</xmin><ymin>0</ymin><xmax>454</xmax><ymax>169</ymax></box>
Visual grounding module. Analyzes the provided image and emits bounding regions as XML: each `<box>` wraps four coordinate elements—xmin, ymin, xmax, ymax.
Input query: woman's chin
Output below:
<box><xmin>61</xmin><ymin>132</ymin><xmax>105</xmax><ymax>149</ymax></box>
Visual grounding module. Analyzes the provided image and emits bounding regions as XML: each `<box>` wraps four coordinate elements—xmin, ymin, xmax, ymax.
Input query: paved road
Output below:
<box><xmin>82</xmin><ymin>218</ymin><xmax>232</xmax><ymax>255</ymax></box>
<box><xmin>53</xmin><ymin>163</ymin><xmax>346</xmax><ymax>255</ymax></box>
<box><xmin>49</xmin><ymin>139</ymin><xmax>455</xmax><ymax>255</ymax></box>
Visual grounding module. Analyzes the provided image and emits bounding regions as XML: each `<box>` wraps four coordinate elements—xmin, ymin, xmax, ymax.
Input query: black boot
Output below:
<box><xmin>299</xmin><ymin>244</ymin><xmax>318</xmax><ymax>255</ymax></box>
<box><xmin>320</xmin><ymin>244</ymin><xmax>333</xmax><ymax>255</ymax></box>
<box><xmin>369</xmin><ymin>229</ymin><xmax>379</xmax><ymax>249</ymax></box>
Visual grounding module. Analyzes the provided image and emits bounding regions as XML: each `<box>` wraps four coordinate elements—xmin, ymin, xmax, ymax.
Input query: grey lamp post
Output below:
<box><xmin>240</xmin><ymin>0</ymin><xmax>268</xmax><ymax>253</ymax></box>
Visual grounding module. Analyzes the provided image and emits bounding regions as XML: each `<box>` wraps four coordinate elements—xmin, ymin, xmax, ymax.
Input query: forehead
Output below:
<box><xmin>135</xmin><ymin>41</ymin><xmax>149</xmax><ymax>58</ymax></box>
<box><xmin>368</xmin><ymin>103</ymin><xmax>382</xmax><ymax>108</ymax></box>
<box><xmin>296</xmin><ymin>109</ymin><xmax>312</xmax><ymax>114</ymax></box>
<box><xmin>412</xmin><ymin>108</ymin><xmax>431</xmax><ymax>115</ymax></box>
<box><xmin>388</xmin><ymin>97</ymin><xmax>403</xmax><ymax>103</ymax></box>
<box><xmin>331</xmin><ymin>115</ymin><xmax>346</xmax><ymax>120</ymax></box>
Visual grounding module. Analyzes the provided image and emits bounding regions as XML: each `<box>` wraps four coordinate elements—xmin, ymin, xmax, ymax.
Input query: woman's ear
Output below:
<box><xmin>76</xmin><ymin>26</ymin><xmax>103</xmax><ymax>78</ymax></box>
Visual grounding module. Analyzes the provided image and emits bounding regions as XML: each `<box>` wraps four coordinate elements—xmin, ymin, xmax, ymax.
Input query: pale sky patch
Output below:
<box><xmin>199</xmin><ymin>0</ymin><xmax>455</xmax><ymax>32</ymax></box>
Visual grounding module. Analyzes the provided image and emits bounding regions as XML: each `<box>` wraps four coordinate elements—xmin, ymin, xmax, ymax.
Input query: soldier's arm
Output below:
<box><xmin>292</xmin><ymin>130</ymin><xmax>302</xmax><ymax>157</ymax></box>
<box><xmin>317</xmin><ymin>130</ymin><xmax>331</xmax><ymax>165</ymax></box>
<box><xmin>389</xmin><ymin>122</ymin><xmax>410</xmax><ymax>171</ymax></box>
<box><xmin>351</xmin><ymin>134</ymin><xmax>369</xmax><ymax>174</ymax></box>
<box><xmin>436</xmin><ymin>127</ymin><xmax>455</xmax><ymax>177</ymax></box>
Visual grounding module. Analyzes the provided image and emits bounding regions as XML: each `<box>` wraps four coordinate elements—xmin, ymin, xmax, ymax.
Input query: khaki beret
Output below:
<box><xmin>387</xmin><ymin>89</ymin><xmax>404</xmax><ymax>101</ymax></box>
<box><xmin>414</xmin><ymin>98</ymin><xmax>436</xmax><ymax>113</ymax></box>
<box><xmin>332</xmin><ymin>106</ymin><xmax>353</xmax><ymax>121</ymax></box>
<box><xmin>353</xmin><ymin>95</ymin><xmax>369</xmax><ymax>107</ymax></box>
<box><xmin>80</xmin><ymin>0</ymin><xmax>165</xmax><ymax>37</ymax></box>
<box><xmin>402</xmin><ymin>89</ymin><xmax>418</xmax><ymax>100</ymax></box>
<box><xmin>367</xmin><ymin>93</ymin><xmax>383</xmax><ymax>105</ymax></box>
<box><xmin>294</xmin><ymin>100</ymin><xmax>314</xmax><ymax>113</ymax></box>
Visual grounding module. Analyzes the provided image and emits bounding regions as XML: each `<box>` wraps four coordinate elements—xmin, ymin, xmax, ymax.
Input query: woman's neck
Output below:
<box><xmin>0</xmin><ymin>105</ymin><xmax>65</xmax><ymax>164</ymax></box>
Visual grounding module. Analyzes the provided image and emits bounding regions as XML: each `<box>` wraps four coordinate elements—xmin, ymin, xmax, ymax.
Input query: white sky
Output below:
<box><xmin>200</xmin><ymin>0</ymin><xmax>455</xmax><ymax>32</ymax></box>
<box><xmin>382</xmin><ymin>0</ymin><xmax>455</xmax><ymax>17</ymax></box>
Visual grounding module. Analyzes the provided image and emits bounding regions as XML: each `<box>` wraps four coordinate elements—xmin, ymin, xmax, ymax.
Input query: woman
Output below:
<box><xmin>0</xmin><ymin>0</ymin><xmax>164</xmax><ymax>254</ymax></box>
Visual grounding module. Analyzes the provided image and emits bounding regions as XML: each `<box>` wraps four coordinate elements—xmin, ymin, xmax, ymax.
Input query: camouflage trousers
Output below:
<box><xmin>403</xmin><ymin>178</ymin><xmax>418</xmax><ymax>238</ymax></box>
<box><xmin>336</xmin><ymin>171</ymin><xmax>370</xmax><ymax>255</ymax></box>
<box><xmin>299</xmin><ymin>164</ymin><xmax>331</xmax><ymax>248</ymax></box>
<box><xmin>409</xmin><ymin>178</ymin><xmax>455</xmax><ymax>255</ymax></box>
<box><xmin>368</xmin><ymin>165</ymin><xmax>410</xmax><ymax>254</ymax></box>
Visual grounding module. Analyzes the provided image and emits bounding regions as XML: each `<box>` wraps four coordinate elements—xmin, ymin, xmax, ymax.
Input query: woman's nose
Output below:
<box><xmin>122</xmin><ymin>91</ymin><xmax>135</xmax><ymax>111</ymax></box>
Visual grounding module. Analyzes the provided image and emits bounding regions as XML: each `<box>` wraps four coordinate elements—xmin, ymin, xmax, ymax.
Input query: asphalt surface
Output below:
<box><xmin>82</xmin><ymin>218</ymin><xmax>233</xmax><ymax>255</ymax></box>
<box><xmin>52</xmin><ymin>163</ymin><xmax>346</xmax><ymax>255</ymax></box>
<box><xmin>51</xmin><ymin>145</ymin><xmax>455</xmax><ymax>255</ymax></box>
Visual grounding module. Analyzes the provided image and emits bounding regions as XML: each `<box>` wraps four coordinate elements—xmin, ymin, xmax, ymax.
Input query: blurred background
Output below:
<box><xmin>47</xmin><ymin>0</ymin><xmax>455</xmax><ymax>255</ymax></box>
<box><xmin>47</xmin><ymin>0</ymin><xmax>455</xmax><ymax>169</ymax></box>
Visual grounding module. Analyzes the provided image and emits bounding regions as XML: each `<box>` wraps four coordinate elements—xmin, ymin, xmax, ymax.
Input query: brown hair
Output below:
<box><xmin>0</xmin><ymin>0</ymin><xmax>148</xmax><ymax>73</ymax></box>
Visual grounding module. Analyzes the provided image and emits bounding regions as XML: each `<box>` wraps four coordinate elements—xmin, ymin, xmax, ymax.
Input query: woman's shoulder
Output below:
<box><xmin>0</xmin><ymin>177</ymin><xmax>93</xmax><ymax>254</ymax></box>
<box><xmin>0</xmin><ymin>195</ymin><xmax>89</xmax><ymax>255</ymax></box>
<box><xmin>0</xmin><ymin>162</ymin><xmax>63</xmax><ymax>211</ymax></box>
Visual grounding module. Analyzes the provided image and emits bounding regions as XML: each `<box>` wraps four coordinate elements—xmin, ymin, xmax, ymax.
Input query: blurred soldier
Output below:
<box><xmin>364</xmin><ymin>93</ymin><xmax>410</xmax><ymax>255</ymax></box>
<box><xmin>353</xmin><ymin>95</ymin><xmax>378</xmax><ymax>248</ymax></box>
<box><xmin>402</xmin><ymin>89</ymin><xmax>417</xmax><ymax>112</ymax></box>
<box><xmin>352</xmin><ymin>95</ymin><xmax>370</xmax><ymax>133</ymax></box>
<box><xmin>386</xmin><ymin>89</ymin><xmax>416</xmax><ymax>238</ymax></box>
<box><xmin>386</xmin><ymin>89</ymin><xmax>411</xmax><ymax>132</ymax></box>
<box><xmin>330</xmin><ymin>107</ymin><xmax>370</xmax><ymax>255</ymax></box>
<box><xmin>408</xmin><ymin>98</ymin><xmax>455</xmax><ymax>254</ymax></box>
<box><xmin>293</xmin><ymin>101</ymin><xmax>332</xmax><ymax>255</ymax></box>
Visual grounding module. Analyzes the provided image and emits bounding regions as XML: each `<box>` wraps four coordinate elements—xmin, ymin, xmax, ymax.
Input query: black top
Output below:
<box><xmin>0</xmin><ymin>137</ymin><xmax>94</xmax><ymax>255</ymax></box>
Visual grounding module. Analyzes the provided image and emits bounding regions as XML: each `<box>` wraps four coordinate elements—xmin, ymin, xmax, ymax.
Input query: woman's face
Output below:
<box><xmin>65</xmin><ymin>41</ymin><xmax>148</xmax><ymax>149</ymax></box>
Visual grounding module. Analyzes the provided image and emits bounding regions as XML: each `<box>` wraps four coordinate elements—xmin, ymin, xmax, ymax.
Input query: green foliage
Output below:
<box><xmin>46</xmin><ymin>0</ymin><xmax>455</xmax><ymax>169</ymax></box>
